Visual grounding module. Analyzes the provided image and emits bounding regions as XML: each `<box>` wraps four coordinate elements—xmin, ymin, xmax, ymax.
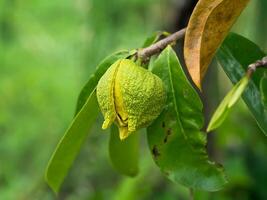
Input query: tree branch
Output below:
<box><xmin>137</xmin><ymin>28</ymin><xmax>186</xmax><ymax>61</ymax></box>
<box><xmin>247</xmin><ymin>56</ymin><xmax>267</xmax><ymax>77</ymax></box>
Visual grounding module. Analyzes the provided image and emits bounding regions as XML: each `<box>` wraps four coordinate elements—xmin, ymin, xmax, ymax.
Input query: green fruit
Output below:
<box><xmin>97</xmin><ymin>59</ymin><xmax>166</xmax><ymax>140</ymax></box>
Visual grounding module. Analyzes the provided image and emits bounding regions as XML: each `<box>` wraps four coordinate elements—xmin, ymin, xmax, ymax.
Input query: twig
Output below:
<box><xmin>137</xmin><ymin>28</ymin><xmax>186</xmax><ymax>61</ymax></box>
<box><xmin>247</xmin><ymin>56</ymin><xmax>267</xmax><ymax>77</ymax></box>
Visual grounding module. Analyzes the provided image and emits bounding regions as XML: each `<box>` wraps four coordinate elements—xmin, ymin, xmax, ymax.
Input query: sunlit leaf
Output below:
<box><xmin>217</xmin><ymin>33</ymin><xmax>267</xmax><ymax>136</ymax></box>
<box><xmin>109</xmin><ymin>125</ymin><xmax>139</xmax><ymax>177</ymax></box>
<box><xmin>45</xmin><ymin>91</ymin><xmax>99</xmax><ymax>193</ymax></box>
<box><xmin>184</xmin><ymin>0</ymin><xmax>250</xmax><ymax>89</ymax></box>
<box><xmin>207</xmin><ymin>76</ymin><xmax>249</xmax><ymax>132</ymax></box>
<box><xmin>147</xmin><ymin>46</ymin><xmax>227</xmax><ymax>191</ymax></box>
<box><xmin>75</xmin><ymin>50</ymin><xmax>131</xmax><ymax>115</ymax></box>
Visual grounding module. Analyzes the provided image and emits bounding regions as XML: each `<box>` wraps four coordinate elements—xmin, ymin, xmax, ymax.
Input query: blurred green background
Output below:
<box><xmin>0</xmin><ymin>0</ymin><xmax>267</xmax><ymax>199</ymax></box>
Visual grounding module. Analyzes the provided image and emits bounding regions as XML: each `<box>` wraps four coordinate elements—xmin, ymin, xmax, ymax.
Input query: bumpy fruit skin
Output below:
<box><xmin>97</xmin><ymin>59</ymin><xmax>166</xmax><ymax>140</ymax></box>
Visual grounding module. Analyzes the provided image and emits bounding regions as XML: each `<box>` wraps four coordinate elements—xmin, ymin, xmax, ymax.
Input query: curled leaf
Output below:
<box><xmin>184</xmin><ymin>0</ymin><xmax>250</xmax><ymax>89</ymax></box>
<box><xmin>207</xmin><ymin>76</ymin><xmax>249</xmax><ymax>132</ymax></box>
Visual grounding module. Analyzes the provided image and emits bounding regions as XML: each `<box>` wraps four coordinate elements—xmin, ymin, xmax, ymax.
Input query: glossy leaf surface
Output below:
<box><xmin>147</xmin><ymin>46</ymin><xmax>227</xmax><ymax>191</ymax></box>
<box><xmin>217</xmin><ymin>33</ymin><xmax>267</xmax><ymax>135</ymax></box>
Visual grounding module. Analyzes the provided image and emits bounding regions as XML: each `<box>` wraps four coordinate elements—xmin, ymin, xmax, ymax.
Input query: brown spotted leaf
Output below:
<box><xmin>184</xmin><ymin>0</ymin><xmax>250</xmax><ymax>89</ymax></box>
<box><xmin>147</xmin><ymin>46</ymin><xmax>227</xmax><ymax>191</ymax></box>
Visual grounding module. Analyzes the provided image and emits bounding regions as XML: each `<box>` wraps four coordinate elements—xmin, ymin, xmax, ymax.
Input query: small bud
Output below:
<box><xmin>96</xmin><ymin>59</ymin><xmax>166</xmax><ymax>140</ymax></box>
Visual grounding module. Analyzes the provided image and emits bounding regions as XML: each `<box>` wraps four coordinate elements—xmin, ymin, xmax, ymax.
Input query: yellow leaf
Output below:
<box><xmin>184</xmin><ymin>0</ymin><xmax>250</xmax><ymax>89</ymax></box>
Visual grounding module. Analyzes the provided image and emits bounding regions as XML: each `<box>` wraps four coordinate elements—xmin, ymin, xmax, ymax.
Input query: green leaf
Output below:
<box><xmin>147</xmin><ymin>46</ymin><xmax>227</xmax><ymax>191</ymax></box>
<box><xmin>109</xmin><ymin>125</ymin><xmax>139</xmax><ymax>177</ymax></box>
<box><xmin>207</xmin><ymin>76</ymin><xmax>249</xmax><ymax>132</ymax></box>
<box><xmin>142</xmin><ymin>32</ymin><xmax>160</xmax><ymax>48</ymax></box>
<box><xmin>45</xmin><ymin>91</ymin><xmax>99</xmax><ymax>193</ymax></box>
<box><xmin>75</xmin><ymin>50</ymin><xmax>131</xmax><ymax>115</ymax></box>
<box><xmin>228</xmin><ymin>76</ymin><xmax>249</xmax><ymax>107</ymax></box>
<box><xmin>46</xmin><ymin>50</ymin><xmax>133</xmax><ymax>193</ymax></box>
<box><xmin>142</xmin><ymin>31</ymin><xmax>169</xmax><ymax>48</ymax></box>
<box><xmin>260</xmin><ymin>75</ymin><xmax>267</xmax><ymax>108</ymax></box>
<box><xmin>216</xmin><ymin>33</ymin><xmax>267</xmax><ymax>136</ymax></box>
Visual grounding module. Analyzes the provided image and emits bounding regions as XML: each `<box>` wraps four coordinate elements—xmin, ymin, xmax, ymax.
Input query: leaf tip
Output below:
<box><xmin>44</xmin><ymin>150</ymin><xmax>62</xmax><ymax>195</ymax></box>
<box><xmin>196</xmin><ymin>81</ymin><xmax>202</xmax><ymax>91</ymax></box>
<box><xmin>126</xmin><ymin>168</ymin><xmax>139</xmax><ymax>177</ymax></box>
<box><xmin>45</xmin><ymin>172</ymin><xmax>60</xmax><ymax>195</ymax></box>
<box><xmin>206</xmin><ymin>125</ymin><xmax>213</xmax><ymax>133</ymax></box>
<box><xmin>184</xmin><ymin>64</ymin><xmax>203</xmax><ymax>90</ymax></box>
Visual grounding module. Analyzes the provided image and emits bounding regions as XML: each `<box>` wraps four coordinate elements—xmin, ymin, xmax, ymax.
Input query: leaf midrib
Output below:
<box><xmin>166</xmin><ymin>48</ymin><xmax>187</xmax><ymax>139</ymax></box>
